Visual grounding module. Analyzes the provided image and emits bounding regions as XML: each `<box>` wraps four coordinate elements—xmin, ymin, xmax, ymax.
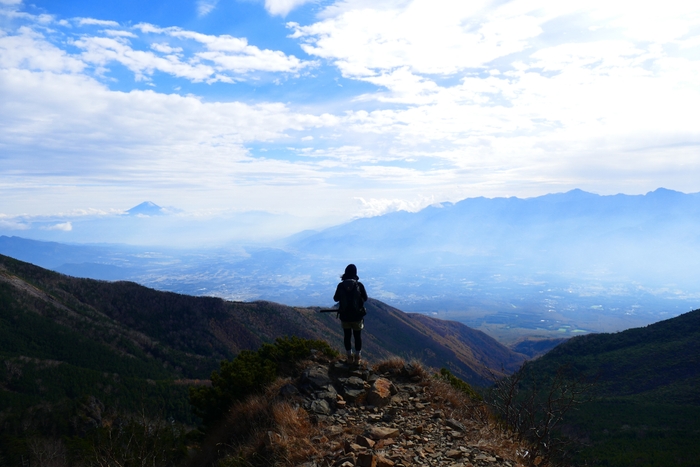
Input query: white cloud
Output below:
<box><xmin>74</xmin><ymin>35</ymin><xmax>216</xmax><ymax>82</ymax></box>
<box><xmin>197</xmin><ymin>0</ymin><xmax>219</xmax><ymax>17</ymax></box>
<box><xmin>42</xmin><ymin>221</ymin><xmax>72</xmax><ymax>231</ymax></box>
<box><xmin>355</xmin><ymin>195</ymin><xmax>437</xmax><ymax>217</ymax></box>
<box><xmin>133</xmin><ymin>24</ymin><xmax>310</xmax><ymax>76</ymax></box>
<box><xmin>151</xmin><ymin>42</ymin><xmax>182</xmax><ymax>54</ymax></box>
<box><xmin>76</xmin><ymin>17</ymin><xmax>120</xmax><ymax>27</ymax></box>
<box><xmin>2</xmin><ymin>0</ymin><xmax>700</xmax><ymax>226</ymax></box>
<box><xmin>2</xmin><ymin>11</ymin><xmax>311</xmax><ymax>86</ymax></box>
<box><xmin>0</xmin><ymin>216</ymin><xmax>29</xmax><ymax>230</ymax></box>
<box><xmin>0</xmin><ymin>65</ymin><xmax>339</xmax><ymax>210</ymax></box>
<box><xmin>0</xmin><ymin>27</ymin><xmax>85</xmax><ymax>72</ymax></box>
<box><xmin>291</xmin><ymin>0</ymin><xmax>544</xmax><ymax>77</ymax></box>
<box><xmin>104</xmin><ymin>29</ymin><xmax>138</xmax><ymax>38</ymax></box>
<box><xmin>265</xmin><ymin>0</ymin><xmax>314</xmax><ymax>17</ymax></box>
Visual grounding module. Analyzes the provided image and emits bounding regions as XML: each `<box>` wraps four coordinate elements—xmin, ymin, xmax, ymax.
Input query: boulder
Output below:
<box><xmin>309</xmin><ymin>399</ymin><xmax>331</xmax><ymax>415</ymax></box>
<box><xmin>301</xmin><ymin>365</ymin><xmax>332</xmax><ymax>391</ymax></box>
<box><xmin>367</xmin><ymin>377</ymin><xmax>394</xmax><ymax>407</ymax></box>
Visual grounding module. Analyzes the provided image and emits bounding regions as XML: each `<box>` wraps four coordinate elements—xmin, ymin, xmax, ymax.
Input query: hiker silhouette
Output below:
<box><xmin>333</xmin><ymin>264</ymin><xmax>368</xmax><ymax>364</ymax></box>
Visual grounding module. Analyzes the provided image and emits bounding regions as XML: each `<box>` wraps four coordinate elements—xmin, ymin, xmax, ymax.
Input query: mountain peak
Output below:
<box><xmin>126</xmin><ymin>201</ymin><xmax>164</xmax><ymax>216</ymax></box>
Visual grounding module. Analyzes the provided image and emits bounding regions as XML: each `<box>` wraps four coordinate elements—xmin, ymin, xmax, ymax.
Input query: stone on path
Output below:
<box><xmin>368</xmin><ymin>426</ymin><xmax>400</xmax><ymax>440</ymax></box>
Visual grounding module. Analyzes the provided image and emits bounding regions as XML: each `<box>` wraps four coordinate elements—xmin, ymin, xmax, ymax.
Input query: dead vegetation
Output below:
<box><xmin>192</xmin><ymin>357</ymin><xmax>540</xmax><ymax>467</ymax></box>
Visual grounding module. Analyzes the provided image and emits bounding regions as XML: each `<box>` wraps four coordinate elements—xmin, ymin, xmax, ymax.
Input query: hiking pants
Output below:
<box><xmin>343</xmin><ymin>328</ymin><xmax>362</xmax><ymax>352</ymax></box>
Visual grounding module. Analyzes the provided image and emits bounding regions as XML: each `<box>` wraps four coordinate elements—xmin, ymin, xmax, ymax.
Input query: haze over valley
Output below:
<box><xmin>3</xmin><ymin>188</ymin><xmax>698</xmax><ymax>343</ymax></box>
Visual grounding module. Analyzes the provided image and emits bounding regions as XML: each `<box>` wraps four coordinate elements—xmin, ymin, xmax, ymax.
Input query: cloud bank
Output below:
<box><xmin>1</xmin><ymin>0</ymin><xmax>699</xmax><ymax>242</ymax></box>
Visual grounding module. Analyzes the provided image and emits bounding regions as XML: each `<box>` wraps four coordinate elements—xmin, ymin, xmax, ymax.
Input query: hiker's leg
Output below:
<box><xmin>344</xmin><ymin>327</ymin><xmax>353</xmax><ymax>352</ymax></box>
<box><xmin>353</xmin><ymin>329</ymin><xmax>362</xmax><ymax>352</ymax></box>
<box><xmin>353</xmin><ymin>329</ymin><xmax>363</xmax><ymax>363</ymax></box>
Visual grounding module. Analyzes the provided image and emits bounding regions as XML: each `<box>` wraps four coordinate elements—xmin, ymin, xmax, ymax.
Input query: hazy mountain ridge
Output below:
<box><xmin>3</xmin><ymin>188</ymin><xmax>700</xmax><ymax>342</ymax></box>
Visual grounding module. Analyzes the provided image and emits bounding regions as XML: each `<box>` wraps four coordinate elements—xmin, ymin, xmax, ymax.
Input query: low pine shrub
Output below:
<box><xmin>190</xmin><ymin>337</ymin><xmax>337</xmax><ymax>428</ymax></box>
<box><xmin>436</xmin><ymin>368</ymin><xmax>483</xmax><ymax>401</ymax></box>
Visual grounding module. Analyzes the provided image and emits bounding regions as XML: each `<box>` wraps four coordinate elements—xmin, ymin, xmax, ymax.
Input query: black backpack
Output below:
<box><xmin>338</xmin><ymin>279</ymin><xmax>366</xmax><ymax>322</ymax></box>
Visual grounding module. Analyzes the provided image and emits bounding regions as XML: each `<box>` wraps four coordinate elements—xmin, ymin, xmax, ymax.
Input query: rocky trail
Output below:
<box><xmin>273</xmin><ymin>356</ymin><xmax>529</xmax><ymax>467</ymax></box>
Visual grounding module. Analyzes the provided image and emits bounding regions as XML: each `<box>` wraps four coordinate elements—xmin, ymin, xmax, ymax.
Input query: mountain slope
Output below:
<box><xmin>0</xmin><ymin>253</ymin><xmax>524</xmax><ymax>389</ymax></box>
<box><xmin>528</xmin><ymin>308</ymin><xmax>700</xmax><ymax>402</ymax></box>
<box><xmin>520</xmin><ymin>308</ymin><xmax>700</xmax><ymax>466</ymax></box>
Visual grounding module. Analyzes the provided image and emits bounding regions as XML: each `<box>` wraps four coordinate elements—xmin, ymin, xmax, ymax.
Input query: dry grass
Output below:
<box><xmin>190</xmin><ymin>377</ymin><xmax>322</xmax><ymax>467</ymax></box>
<box><xmin>372</xmin><ymin>357</ymin><xmax>429</xmax><ymax>381</ymax></box>
<box><xmin>193</xmin><ymin>358</ymin><xmax>537</xmax><ymax>467</ymax></box>
<box><xmin>425</xmin><ymin>373</ymin><xmax>533</xmax><ymax>466</ymax></box>
<box><xmin>372</xmin><ymin>356</ymin><xmax>406</xmax><ymax>374</ymax></box>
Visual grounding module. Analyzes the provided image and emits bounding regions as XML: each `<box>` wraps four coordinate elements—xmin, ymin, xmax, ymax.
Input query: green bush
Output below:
<box><xmin>436</xmin><ymin>368</ymin><xmax>483</xmax><ymax>401</ymax></box>
<box><xmin>189</xmin><ymin>336</ymin><xmax>337</xmax><ymax>428</ymax></box>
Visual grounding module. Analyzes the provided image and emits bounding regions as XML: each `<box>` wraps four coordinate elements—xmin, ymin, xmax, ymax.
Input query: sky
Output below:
<box><xmin>1</xmin><ymin>0</ymin><xmax>700</xmax><ymax>244</ymax></box>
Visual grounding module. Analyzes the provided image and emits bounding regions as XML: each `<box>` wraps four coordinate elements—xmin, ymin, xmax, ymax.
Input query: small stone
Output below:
<box><xmin>335</xmin><ymin>454</ymin><xmax>356</xmax><ymax>467</ymax></box>
<box><xmin>346</xmin><ymin>376</ymin><xmax>365</xmax><ymax>388</ymax></box>
<box><xmin>344</xmin><ymin>440</ymin><xmax>363</xmax><ymax>453</ymax></box>
<box><xmin>446</xmin><ymin>450</ymin><xmax>462</xmax><ymax>459</ymax></box>
<box><xmin>356</xmin><ymin>435</ymin><xmax>376</xmax><ymax>449</ymax></box>
<box><xmin>375</xmin><ymin>438</ymin><xmax>395</xmax><ymax>449</ymax></box>
<box><xmin>446</xmin><ymin>418</ymin><xmax>466</xmax><ymax>432</ymax></box>
<box><xmin>343</xmin><ymin>388</ymin><xmax>365</xmax><ymax>402</ymax></box>
<box><xmin>376</xmin><ymin>455</ymin><xmax>395</xmax><ymax>467</ymax></box>
<box><xmin>368</xmin><ymin>426</ymin><xmax>400</xmax><ymax>440</ymax></box>
<box><xmin>356</xmin><ymin>453</ymin><xmax>377</xmax><ymax>467</ymax></box>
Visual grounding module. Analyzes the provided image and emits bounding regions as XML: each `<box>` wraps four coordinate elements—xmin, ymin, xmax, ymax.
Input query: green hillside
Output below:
<box><xmin>520</xmin><ymin>308</ymin><xmax>700</xmax><ymax>466</ymax></box>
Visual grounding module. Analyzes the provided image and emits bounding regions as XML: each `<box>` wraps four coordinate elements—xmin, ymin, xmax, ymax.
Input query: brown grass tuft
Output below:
<box><xmin>405</xmin><ymin>359</ymin><xmax>429</xmax><ymax>380</ymax></box>
<box><xmin>193</xmin><ymin>377</ymin><xmax>322</xmax><ymax>467</ymax></box>
<box><xmin>372</xmin><ymin>356</ymin><xmax>406</xmax><ymax>374</ymax></box>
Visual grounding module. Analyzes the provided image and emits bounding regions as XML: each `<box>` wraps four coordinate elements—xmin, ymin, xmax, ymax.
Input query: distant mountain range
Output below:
<box><xmin>2</xmin><ymin>188</ymin><xmax>699</xmax><ymax>341</ymax></box>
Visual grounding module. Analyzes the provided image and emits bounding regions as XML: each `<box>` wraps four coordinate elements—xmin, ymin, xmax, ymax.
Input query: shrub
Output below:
<box><xmin>190</xmin><ymin>337</ymin><xmax>337</xmax><ymax>428</ymax></box>
<box><xmin>436</xmin><ymin>368</ymin><xmax>483</xmax><ymax>401</ymax></box>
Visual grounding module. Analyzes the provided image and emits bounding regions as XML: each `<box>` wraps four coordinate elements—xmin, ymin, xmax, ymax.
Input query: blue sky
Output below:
<box><xmin>1</xmin><ymin>0</ymin><xmax>700</xmax><ymax>244</ymax></box>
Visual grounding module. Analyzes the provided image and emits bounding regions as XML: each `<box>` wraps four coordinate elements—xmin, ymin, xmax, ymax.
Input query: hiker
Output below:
<box><xmin>333</xmin><ymin>264</ymin><xmax>368</xmax><ymax>364</ymax></box>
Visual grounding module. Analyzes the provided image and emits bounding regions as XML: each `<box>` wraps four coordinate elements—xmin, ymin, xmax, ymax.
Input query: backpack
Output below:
<box><xmin>338</xmin><ymin>279</ymin><xmax>366</xmax><ymax>322</ymax></box>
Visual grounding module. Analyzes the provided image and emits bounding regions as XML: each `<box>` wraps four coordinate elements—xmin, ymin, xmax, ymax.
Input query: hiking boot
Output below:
<box><xmin>354</xmin><ymin>354</ymin><xmax>362</xmax><ymax>365</ymax></box>
<box><xmin>346</xmin><ymin>354</ymin><xmax>354</xmax><ymax>364</ymax></box>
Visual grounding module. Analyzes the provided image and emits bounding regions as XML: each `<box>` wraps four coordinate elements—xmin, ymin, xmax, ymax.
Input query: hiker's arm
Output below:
<box><xmin>359</xmin><ymin>282</ymin><xmax>368</xmax><ymax>302</ymax></box>
<box><xmin>333</xmin><ymin>283</ymin><xmax>341</xmax><ymax>303</ymax></box>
